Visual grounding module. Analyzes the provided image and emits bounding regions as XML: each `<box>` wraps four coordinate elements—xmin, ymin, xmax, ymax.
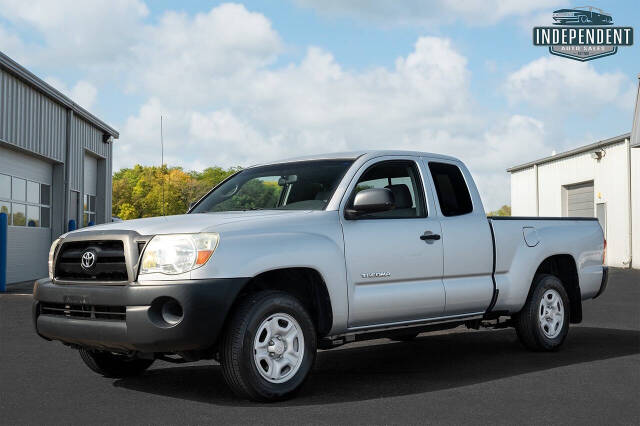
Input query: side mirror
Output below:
<box><xmin>345</xmin><ymin>188</ymin><xmax>395</xmax><ymax>219</ymax></box>
<box><xmin>188</xmin><ymin>201</ymin><xmax>196</xmax><ymax>213</ymax></box>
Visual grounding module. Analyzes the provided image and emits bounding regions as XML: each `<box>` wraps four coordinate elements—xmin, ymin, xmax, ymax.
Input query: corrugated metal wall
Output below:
<box><xmin>0</xmin><ymin>67</ymin><xmax>114</xmax><ymax>231</ymax></box>
<box><xmin>69</xmin><ymin>116</ymin><xmax>109</xmax><ymax>192</ymax></box>
<box><xmin>0</xmin><ymin>69</ymin><xmax>66</xmax><ymax>161</ymax></box>
<box><xmin>510</xmin><ymin>167</ymin><xmax>537</xmax><ymax>216</ymax></box>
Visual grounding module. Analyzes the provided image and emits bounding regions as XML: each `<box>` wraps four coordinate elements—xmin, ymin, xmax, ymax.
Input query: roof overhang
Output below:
<box><xmin>0</xmin><ymin>51</ymin><xmax>119</xmax><ymax>139</ymax></box>
<box><xmin>507</xmin><ymin>132</ymin><xmax>631</xmax><ymax>173</ymax></box>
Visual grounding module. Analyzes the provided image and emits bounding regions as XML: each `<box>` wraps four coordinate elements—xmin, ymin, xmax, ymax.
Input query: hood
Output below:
<box><xmin>67</xmin><ymin>210</ymin><xmax>311</xmax><ymax>236</ymax></box>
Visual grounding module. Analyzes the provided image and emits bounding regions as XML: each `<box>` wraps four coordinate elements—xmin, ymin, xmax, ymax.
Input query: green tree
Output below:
<box><xmin>487</xmin><ymin>205</ymin><xmax>511</xmax><ymax>217</ymax></box>
<box><xmin>210</xmin><ymin>179</ymin><xmax>281</xmax><ymax>211</ymax></box>
<box><xmin>112</xmin><ymin>164</ymin><xmax>239</xmax><ymax>219</ymax></box>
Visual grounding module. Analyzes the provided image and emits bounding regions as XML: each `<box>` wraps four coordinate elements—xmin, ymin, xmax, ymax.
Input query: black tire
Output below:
<box><xmin>514</xmin><ymin>274</ymin><xmax>570</xmax><ymax>351</ymax></box>
<box><xmin>220</xmin><ymin>290</ymin><xmax>317</xmax><ymax>402</ymax></box>
<box><xmin>79</xmin><ymin>348</ymin><xmax>154</xmax><ymax>378</ymax></box>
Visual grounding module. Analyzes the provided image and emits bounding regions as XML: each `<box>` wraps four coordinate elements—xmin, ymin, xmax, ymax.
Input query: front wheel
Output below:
<box><xmin>79</xmin><ymin>349</ymin><xmax>154</xmax><ymax>377</ymax></box>
<box><xmin>220</xmin><ymin>291</ymin><xmax>317</xmax><ymax>401</ymax></box>
<box><xmin>514</xmin><ymin>274</ymin><xmax>570</xmax><ymax>351</ymax></box>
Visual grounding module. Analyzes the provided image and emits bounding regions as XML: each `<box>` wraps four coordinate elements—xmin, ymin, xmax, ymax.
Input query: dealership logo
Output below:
<box><xmin>533</xmin><ymin>6</ymin><xmax>633</xmax><ymax>61</ymax></box>
<box><xmin>81</xmin><ymin>250</ymin><xmax>97</xmax><ymax>270</ymax></box>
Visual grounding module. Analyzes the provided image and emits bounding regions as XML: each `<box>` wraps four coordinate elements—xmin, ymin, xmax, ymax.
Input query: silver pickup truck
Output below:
<box><xmin>33</xmin><ymin>151</ymin><xmax>607</xmax><ymax>401</ymax></box>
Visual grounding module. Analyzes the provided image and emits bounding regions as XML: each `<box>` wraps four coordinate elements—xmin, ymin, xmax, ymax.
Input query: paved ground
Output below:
<box><xmin>1</xmin><ymin>269</ymin><xmax>638</xmax><ymax>425</ymax></box>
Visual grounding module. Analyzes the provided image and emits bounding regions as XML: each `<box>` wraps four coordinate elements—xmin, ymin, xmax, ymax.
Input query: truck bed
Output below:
<box><xmin>487</xmin><ymin>216</ymin><xmax>604</xmax><ymax>314</ymax></box>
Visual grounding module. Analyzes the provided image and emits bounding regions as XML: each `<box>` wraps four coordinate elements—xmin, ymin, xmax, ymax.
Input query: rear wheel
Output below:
<box><xmin>220</xmin><ymin>290</ymin><xmax>317</xmax><ymax>401</ymax></box>
<box><xmin>514</xmin><ymin>274</ymin><xmax>570</xmax><ymax>351</ymax></box>
<box><xmin>79</xmin><ymin>349</ymin><xmax>154</xmax><ymax>377</ymax></box>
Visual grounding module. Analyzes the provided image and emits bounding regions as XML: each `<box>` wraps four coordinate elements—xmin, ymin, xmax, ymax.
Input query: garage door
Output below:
<box><xmin>0</xmin><ymin>147</ymin><xmax>52</xmax><ymax>284</ymax></box>
<box><xmin>566</xmin><ymin>181</ymin><xmax>594</xmax><ymax>218</ymax></box>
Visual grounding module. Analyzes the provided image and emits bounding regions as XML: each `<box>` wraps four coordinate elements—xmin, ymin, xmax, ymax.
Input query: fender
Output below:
<box><xmin>190</xmin><ymin>211</ymin><xmax>349</xmax><ymax>334</ymax></box>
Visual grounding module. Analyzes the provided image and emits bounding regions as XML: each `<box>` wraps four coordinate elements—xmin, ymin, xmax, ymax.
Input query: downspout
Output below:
<box><xmin>624</xmin><ymin>138</ymin><xmax>633</xmax><ymax>268</ymax></box>
<box><xmin>63</xmin><ymin>109</ymin><xmax>73</xmax><ymax>232</ymax></box>
<box><xmin>534</xmin><ymin>164</ymin><xmax>539</xmax><ymax>216</ymax></box>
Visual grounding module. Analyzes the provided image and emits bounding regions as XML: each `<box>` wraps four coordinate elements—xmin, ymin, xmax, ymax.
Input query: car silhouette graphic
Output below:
<box><xmin>553</xmin><ymin>6</ymin><xmax>613</xmax><ymax>25</ymax></box>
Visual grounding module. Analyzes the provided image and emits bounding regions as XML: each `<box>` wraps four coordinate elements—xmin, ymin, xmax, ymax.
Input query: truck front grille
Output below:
<box><xmin>40</xmin><ymin>302</ymin><xmax>126</xmax><ymax>321</ymax></box>
<box><xmin>55</xmin><ymin>240</ymin><xmax>128</xmax><ymax>282</ymax></box>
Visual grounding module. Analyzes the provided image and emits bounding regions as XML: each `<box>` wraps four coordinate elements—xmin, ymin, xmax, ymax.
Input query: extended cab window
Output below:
<box><xmin>428</xmin><ymin>162</ymin><xmax>473</xmax><ymax>216</ymax></box>
<box><xmin>350</xmin><ymin>160</ymin><xmax>426</xmax><ymax>219</ymax></box>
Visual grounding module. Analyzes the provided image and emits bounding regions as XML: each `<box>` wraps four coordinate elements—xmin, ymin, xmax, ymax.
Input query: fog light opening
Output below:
<box><xmin>161</xmin><ymin>299</ymin><xmax>183</xmax><ymax>326</ymax></box>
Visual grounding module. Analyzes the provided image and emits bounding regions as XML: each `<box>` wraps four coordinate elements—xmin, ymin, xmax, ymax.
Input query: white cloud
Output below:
<box><xmin>43</xmin><ymin>77</ymin><xmax>98</xmax><ymax>110</ymax></box>
<box><xmin>114</xmin><ymin>32</ymin><xmax>546</xmax><ymax>210</ymax></box>
<box><xmin>0</xmin><ymin>24</ymin><xmax>26</xmax><ymax>62</ymax></box>
<box><xmin>292</xmin><ymin>0</ymin><xmax>565</xmax><ymax>27</ymax></box>
<box><xmin>126</xmin><ymin>3</ymin><xmax>282</xmax><ymax>105</ymax></box>
<box><xmin>0</xmin><ymin>0</ymin><xmax>148</xmax><ymax>67</ymax></box>
<box><xmin>504</xmin><ymin>57</ymin><xmax>635</xmax><ymax>115</ymax></box>
<box><xmin>0</xmin><ymin>2</ymin><xmax>578</xmax><ymax>210</ymax></box>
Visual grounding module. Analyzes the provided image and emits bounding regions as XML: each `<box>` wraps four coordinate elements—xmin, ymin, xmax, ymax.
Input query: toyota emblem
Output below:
<box><xmin>81</xmin><ymin>250</ymin><xmax>97</xmax><ymax>270</ymax></box>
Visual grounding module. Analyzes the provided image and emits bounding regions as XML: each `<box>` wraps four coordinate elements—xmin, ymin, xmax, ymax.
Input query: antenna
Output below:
<box><xmin>161</xmin><ymin>115</ymin><xmax>165</xmax><ymax>216</ymax></box>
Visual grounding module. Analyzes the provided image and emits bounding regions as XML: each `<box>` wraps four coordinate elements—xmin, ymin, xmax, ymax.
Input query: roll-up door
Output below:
<box><xmin>0</xmin><ymin>147</ymin><xmax>52</xmax><ymax>283</ymax></box>
<box><xmin>566</xmin><ymin>181</ymin><xmax>594</xmax><ymax>217</ymax></box>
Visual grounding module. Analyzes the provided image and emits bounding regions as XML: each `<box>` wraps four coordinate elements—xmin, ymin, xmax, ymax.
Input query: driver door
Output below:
<box><xmin>340</xmin><ymin>157</ymin><xmax>445</xmax><ymax>328</ymax></box>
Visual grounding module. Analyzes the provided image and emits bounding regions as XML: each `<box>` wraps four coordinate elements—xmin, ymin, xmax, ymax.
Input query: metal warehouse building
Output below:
<box><xmin>508</xmin><ymin>77</ymin><xmax>640</xmax><ymax>269</ymax></box>
<box><xmin>0</xmin><ymin>52</ymin><xmax>118</xmax><ymax>284</ymax></box>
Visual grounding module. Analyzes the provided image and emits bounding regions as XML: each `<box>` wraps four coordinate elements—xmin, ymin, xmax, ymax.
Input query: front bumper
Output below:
<box><xmin>32</xmin><ymin>277</ymin><xmax>249</xmax><ymax>353</ymax></box>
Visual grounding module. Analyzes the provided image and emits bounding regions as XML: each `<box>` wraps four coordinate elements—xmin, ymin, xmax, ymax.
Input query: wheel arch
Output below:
<box><xmin>531</xmin><ymin>254</ymin><xmax>582</xmax><ymax>323</ymax></box>
<box><xmin>229</xmin><ymin>267</ymin><xmax>334</xmax><ymax>337</ymax></box>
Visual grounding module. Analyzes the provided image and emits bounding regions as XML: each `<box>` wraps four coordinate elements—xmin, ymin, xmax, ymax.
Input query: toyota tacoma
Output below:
<box><xmin>33</xmin><ymin>151</ymin><xmax>608</xmax><ymax>401</ymax></box>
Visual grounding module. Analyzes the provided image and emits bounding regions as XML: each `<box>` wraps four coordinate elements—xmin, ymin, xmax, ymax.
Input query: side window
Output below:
<box><xmin>350</xmin><ymin>160</ymin><xmax>426</xmax><ymax>219</ymax></box>
<box><xmin>428</xmin><ymin>162</ymin><xmax>473</xmax><ymax>216</ymax></box>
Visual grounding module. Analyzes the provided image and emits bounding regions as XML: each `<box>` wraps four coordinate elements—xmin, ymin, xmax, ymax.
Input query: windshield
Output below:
<box><xmin>191</xmin><ymin>159</ymin><xmax>354</xmax><ymax>213</ymax></box>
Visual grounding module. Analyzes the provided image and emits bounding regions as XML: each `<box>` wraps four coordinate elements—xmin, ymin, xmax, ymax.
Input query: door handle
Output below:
<box><xmin>420</xmin><ymin>232</ymin><xmax>441</xmax><ymax>241</ymax></box>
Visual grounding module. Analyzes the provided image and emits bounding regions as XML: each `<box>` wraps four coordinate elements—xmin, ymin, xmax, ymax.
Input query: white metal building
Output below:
<box><xmin>631</xmin><ymin>76</ymin><xmax>640</xmax><ymax>270</ymax></box>
<box><xmin>509</xmin><ymin>76</ymin><xmax>640</xmax><ymax>269</ymax></box>
<box><xmin>509</xmin><ymin>133</ymin><xmax>638</xmax><ymax>269</ymax></box>
<box><xmin>0</xmin><ymin>51</ymin><xmax>118</xmax><ymax>283</ymax></box>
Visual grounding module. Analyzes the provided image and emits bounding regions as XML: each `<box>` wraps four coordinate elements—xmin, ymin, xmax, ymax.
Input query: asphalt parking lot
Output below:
<box><xmin>1</xmin><ymin>269</ymin><xmax>638</xmax><ymax>425</ymax></box>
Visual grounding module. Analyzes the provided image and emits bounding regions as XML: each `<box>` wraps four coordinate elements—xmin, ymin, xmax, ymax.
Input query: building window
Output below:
<box><xmin>0</xmin><ymin>201</ymin><xmax>9</xmax><ymax>218</ymax></box>
<box><xmin>12</xmin><ymin>177</ymin><xmax>26</xmax><ymax>201</ymax></box>
<box><xmin>0</xmin><ymin>174</ymin><xmax>10</xmax><ymax>199</ymax></box>
<box><xmin>84</xmin><ymin>194</ymin><xmax>96</xmax><ymax>226</ymax></box>
<box><xmin>0</xmin><ymin>173</ymin><xmax>51</xmax><ymax>227</ymax></box>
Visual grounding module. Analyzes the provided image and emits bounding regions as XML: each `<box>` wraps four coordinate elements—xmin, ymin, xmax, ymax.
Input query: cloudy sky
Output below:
<box><xmin>0</xmin><ymin>0</ymin><xmax>638</xmax><ymax>210</ymax></box>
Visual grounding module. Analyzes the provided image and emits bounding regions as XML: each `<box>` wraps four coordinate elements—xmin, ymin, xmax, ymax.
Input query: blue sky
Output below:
<box><xmin>0</xmin><ymin>0</ymin><xmax>637</xmax><ymax>210</ymax></box>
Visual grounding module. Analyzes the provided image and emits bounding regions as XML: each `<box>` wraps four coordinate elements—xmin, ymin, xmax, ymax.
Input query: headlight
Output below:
<box><xmin>140</xmin><ymin>233</ymin><xmax>219</xmax><ymax>275</ymax></box>
<box><xmin>48</xmin><ymin>238</ymin><xmax>62</xmax><ymax>279</ymax></box>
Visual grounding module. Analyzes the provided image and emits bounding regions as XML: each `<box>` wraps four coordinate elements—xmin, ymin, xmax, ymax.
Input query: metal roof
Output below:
<box><xmin>0</xmin><ymin>51</ymin><xmax>119</xmax><ymax>138</ymax></box>
<box><xmin>507</xmin><ymin>132</ymin><xmax>631</xmax><ymax>173</ymax></box>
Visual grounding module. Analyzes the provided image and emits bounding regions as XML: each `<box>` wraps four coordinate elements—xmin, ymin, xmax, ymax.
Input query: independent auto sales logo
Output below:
<box><xmin>533</xmin><ymin>6</ymin><xmax>633</xmax><ymax>61</ymax></box>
